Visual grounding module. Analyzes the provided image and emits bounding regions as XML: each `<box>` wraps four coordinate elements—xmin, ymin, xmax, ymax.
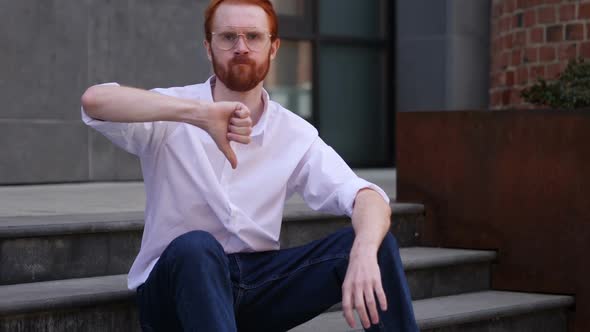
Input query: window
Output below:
<box><xmin>267</xmin><ymin>0</ymin><xmax>393</xmax><ymax>167</ymax></box>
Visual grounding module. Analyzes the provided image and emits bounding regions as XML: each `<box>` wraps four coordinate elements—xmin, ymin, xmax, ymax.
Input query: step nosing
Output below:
<box><xmin>400</xmin><ymin>248</ymin><xmax>497</xmax><ymax>270</ymax></box>
<box><xmin>416</xmin><ymin>291</ymin><xmax>575</xmax><ymax>330</ymax></box>
<box><xmin>0</xmin><ymin>275</ymin><xmax>132</xmax><ymax>315</ymax></box>
<box><xmin>0</xmin><ymin>220</ymin><xmax>145</xmax><ymax>238</ymax></box>
<box><xmin>403</xmin><ymin>253</ymin><xmax>497</xmax><ymax>270</ymax></box>
<box><xmin>293</xmin><ymin>291</ymin><xmax>574</xmax><ymax>331</ymax></box>
<box><xmin>0</xmin><ymin>201</ymin><xmax>423</xmax><ymax>238</ymax></box>
<box><xmin>0</xmin><ymin>290</ymin><xmax>134</xmax><ymax>316</ymax></box>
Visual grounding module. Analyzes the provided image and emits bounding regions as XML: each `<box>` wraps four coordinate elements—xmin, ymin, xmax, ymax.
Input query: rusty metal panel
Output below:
<box><xmin>397</xmin><ymin>110</ymin><xmax>590</xmax><ymax>332</ymax></box>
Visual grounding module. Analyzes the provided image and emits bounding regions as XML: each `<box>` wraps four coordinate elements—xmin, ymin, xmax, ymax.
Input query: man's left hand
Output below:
<box><xmin>341</xmin><ymin>246</ymin><xmax>388</xmax><ymax>329</ymax></box>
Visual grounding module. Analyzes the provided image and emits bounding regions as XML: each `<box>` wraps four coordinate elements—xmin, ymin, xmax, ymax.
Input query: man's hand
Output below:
<box><xmin>342</xmin><ymin>246</ymin><xmax>388</xmax><ymax>329</ymax></box>
<box><xmin>189</xmin><ymin>102</ymin><xmax>252</xmax><ymax>169</ymax></box>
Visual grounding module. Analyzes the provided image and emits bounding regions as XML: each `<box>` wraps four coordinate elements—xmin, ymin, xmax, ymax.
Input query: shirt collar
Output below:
<box><xmin>205</xmin><ymin>76</ymin><xmax>270</xmax><ymax>146</ymax></box>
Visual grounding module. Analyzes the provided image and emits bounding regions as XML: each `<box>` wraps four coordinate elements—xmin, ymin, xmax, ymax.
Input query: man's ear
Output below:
<box><xmin>270</xmin><ymin>38</ymin><xmax>281</xmax><ymax>61</ymax></box>
<box><xmin>204</xmin><ymin>40</ymin><xmax>213</xmax><ymax>61</ymax></box>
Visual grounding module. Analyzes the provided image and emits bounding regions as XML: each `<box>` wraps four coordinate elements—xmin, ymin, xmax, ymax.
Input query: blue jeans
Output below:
<box><xmin>135</xmin><ymin>227</ymin><xmax>418</xmax><ymax>331</ymax></box>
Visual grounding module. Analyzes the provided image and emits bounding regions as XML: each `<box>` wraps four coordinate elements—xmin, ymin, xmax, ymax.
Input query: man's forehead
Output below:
<box><xmin>212</xmin><ymin>3</ymin><xmax>270</xmax><ymax>31</ymax></box>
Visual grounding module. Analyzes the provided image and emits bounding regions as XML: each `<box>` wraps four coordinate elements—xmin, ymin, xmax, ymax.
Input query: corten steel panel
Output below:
<box><xmin>396</xmin><ymin>110</ymin><xmax>589</xmax><ymax>332</ymax></box>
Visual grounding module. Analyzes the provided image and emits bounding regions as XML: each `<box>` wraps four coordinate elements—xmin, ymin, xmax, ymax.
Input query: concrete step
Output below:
<box><xmin>0</xmin><ymin>247</ymin><xmax>495</xmax><ymax>329</ymax></box>
<box><xmin>0</xmin><ymin>202</ymin><xmax>423</xmax><ymax>285</ymax></box>
<box><xmin>290</xmin><ymin>291</ymin><xmax>574</xmax><ymax>332</ymax></box>
<box><xmin>0</xmin><ymin>275</ymin><xmax>138</xmax><ymax>332</ymax></box>
<box><xmin>0</xmin><ymin>276</ymin><xmax>572</xmax><ymax>332</ymax></box>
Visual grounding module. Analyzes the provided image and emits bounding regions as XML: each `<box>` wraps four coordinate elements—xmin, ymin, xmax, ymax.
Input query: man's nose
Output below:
<box><xmin>234</xmin><ymin>36</ymin><xmax>250</xmax><ymax>54</ymax></box>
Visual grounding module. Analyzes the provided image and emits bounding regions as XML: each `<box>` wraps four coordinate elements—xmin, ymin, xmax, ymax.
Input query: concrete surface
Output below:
<box><xmin>0</xmin><ymin>169</ymin><xmax>395</xmax><ymax>217</ymax></box>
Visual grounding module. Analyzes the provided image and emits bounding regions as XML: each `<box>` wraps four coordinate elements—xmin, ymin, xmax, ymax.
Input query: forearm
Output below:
<box><xmin>81</xmin><ymin>85</ymin><xmax>208</xmax><ymax>127</ymax></box>
<box><xmin>350</xmin><ymin>188</ymin><xmax>392</xmax><ymax>255</ymax></box>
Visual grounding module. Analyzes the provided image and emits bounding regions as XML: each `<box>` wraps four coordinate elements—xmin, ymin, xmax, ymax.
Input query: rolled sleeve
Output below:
<box><xmin>337</xmin><ymin>177</ymin><xmax>390</xmax><ymax>217</ymax></box>
<box><xmin>81</xmin><ymin>82</ymin><xmax>175</xmax><ymax>156</ymax></box>
<box><xmin>288</xmin><ymin>137</ymin><xmax>390</xmax><ymax>217</ymax></box>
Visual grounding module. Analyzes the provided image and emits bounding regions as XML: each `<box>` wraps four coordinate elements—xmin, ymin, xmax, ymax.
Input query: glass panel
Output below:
<box><xmin>318</xmin><ymin>46</ymin><xmax>388</xmax><ymax>166</ymax></box>
<box><xmin>265</xmin><ymin>41</ymin><xmax>313</xmax><ymax>121</ymax></box>
<box><xmin>270</xmin><ymin>0</ymin><xmax>306</xmax><ymax>16</ymax></box>
<box><xmin>319</xmin><ymin>0</ymin><xmax>386</xmax><ymax>38</ymax></box>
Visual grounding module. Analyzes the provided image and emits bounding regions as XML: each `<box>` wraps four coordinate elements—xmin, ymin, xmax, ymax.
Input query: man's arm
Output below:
<box><xmin>342</xmin><ymin>188</ymin><xmax>392</xmax><ymax>329</ymax></box>
<box><xmin>81</xmin><ymin>85</ymin><xmax>252</xmax><ymax>168</ymax></box>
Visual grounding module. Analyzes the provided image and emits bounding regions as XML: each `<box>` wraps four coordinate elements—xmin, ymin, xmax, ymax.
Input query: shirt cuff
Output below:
<box><xmin>339</xmin><ymin>177</ymin><xmax>390</xmax><ymax>217</ymax></box>
<box><xmin>80</xmin><ymin>82</ymin><xmax>120</xmax><ymax>126</ymax></box>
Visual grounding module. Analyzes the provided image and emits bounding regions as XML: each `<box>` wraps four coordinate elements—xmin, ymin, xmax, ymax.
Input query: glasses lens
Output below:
<box><xmin>217</xmin><ymin>32</ymin><xmax>238</xmax><ymax>50</ymax></box>
<box><xmin>214</xmin><ymin>30</ymin><xmax>269</xmax><ymax>51</ymax></box>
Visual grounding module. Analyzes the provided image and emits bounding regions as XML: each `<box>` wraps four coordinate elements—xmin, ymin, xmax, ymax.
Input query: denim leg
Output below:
<box><xmin>135</xmin><ymin>230</ymin><xmax>237</xmax><ymax>332</ymax></box>
<box><xmin>233</xmin><ymin>227</ymin><xmax>418</xmax><ymax>332</ymax></box>
<box><xmin>367</xmin><ymin>232</ymin><xmax>418</xmax><ymax>332</ymax></box>
<box><xmin>233</xmin><ymin>227</ymin><xmax>354</xmax><ymax>332</ymax></box>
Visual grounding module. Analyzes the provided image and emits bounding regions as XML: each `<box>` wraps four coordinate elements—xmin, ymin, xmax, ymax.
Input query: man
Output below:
<box><xmin>80</xmin><ymin>0</ymin><xmax>418</xmax><ymax>331</ymax></box>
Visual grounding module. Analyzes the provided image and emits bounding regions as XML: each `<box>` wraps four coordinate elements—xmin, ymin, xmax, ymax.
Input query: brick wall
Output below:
<box><xmin>490</xmin><ymin>0</ymin><xmax>590</xmax><ymax>109</ymax></box>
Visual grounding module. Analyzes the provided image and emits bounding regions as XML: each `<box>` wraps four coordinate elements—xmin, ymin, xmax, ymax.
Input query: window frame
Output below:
<box><xmin>275</xmin><ymin>0</ymin><xmax>395</xmax><ymax>168</ymax></box>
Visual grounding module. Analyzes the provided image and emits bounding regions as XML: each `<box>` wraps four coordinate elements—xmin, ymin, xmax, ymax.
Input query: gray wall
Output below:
<box><xmin>0</xmin><ymin>0</ymin><xmax>213</xmax><ymax>184</ymax></box>
<box><xmin>396</xmin><ymin>0</ymin><xmax>491</xmax><ymax>112</ymax></box>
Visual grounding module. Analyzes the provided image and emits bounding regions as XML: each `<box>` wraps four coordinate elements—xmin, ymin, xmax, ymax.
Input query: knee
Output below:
<box><xmin>378</xmin><ymin>232</ymin><xmax>400</xmax><ymax>259</ymax></box>
<box><xmin>165</xmin><ymin>230</ymin><xmax>225</xmax><ymax>263</ymax></box>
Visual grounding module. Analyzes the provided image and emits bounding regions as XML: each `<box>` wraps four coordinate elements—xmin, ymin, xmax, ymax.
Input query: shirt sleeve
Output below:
<box><xmin>287</xmin><ymin>136</ymin><xmax>390</xmax><ymax>217</ymax></box>
<box><xmin>80</xmin><ymin>82</ymin><xmax>177</xmax><ymax>156</ymax></box>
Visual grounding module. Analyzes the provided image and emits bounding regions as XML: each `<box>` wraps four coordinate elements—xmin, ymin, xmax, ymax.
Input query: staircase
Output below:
<box><xmin>0</xmin><ymin>178</ymin><xmax>574</xmax><ymax>331</ymax></box>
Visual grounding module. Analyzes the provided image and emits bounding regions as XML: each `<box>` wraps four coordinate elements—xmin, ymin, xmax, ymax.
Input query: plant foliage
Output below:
<box><xmin>521</xmin><ymin>58</ymin><xmax>590</xmax><ymax>109</ymax></box>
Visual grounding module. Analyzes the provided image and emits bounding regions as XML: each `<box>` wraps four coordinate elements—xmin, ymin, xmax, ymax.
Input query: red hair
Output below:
<box><xmin>204</xmin><ymin>0</ymin><xmax>278</xmax><ymax>42</ymax></box>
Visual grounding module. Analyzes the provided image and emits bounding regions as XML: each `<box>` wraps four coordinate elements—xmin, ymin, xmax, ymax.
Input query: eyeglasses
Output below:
<box><xmin>210</xmin><ymin>30</ymin><xmax>273</xmax><ymax>51</ymax></box>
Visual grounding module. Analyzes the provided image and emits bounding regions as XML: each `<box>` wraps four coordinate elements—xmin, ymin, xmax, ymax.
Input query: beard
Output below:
<box><xmin>211</xmin><ymin>50</ymin><xmax>271</xmax><ymax>92</ymax></box>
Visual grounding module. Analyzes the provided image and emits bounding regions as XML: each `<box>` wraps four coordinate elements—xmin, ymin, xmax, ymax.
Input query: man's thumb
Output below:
<box><xmin>220</xmin><ymin>141</ymin><xmax>238</xmax><ymax>169</ymax></box>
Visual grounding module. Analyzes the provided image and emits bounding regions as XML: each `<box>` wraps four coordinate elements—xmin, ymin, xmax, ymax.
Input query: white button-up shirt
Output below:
<box><xmin>81</xmin><ymin>77</ymin><xmax>389</xmax><ymax>290</ymax></box>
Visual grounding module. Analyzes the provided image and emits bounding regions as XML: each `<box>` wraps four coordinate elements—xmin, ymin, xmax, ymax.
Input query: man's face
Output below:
<box><xmin>205</xmin><ymin>3</ymin><xmax>280</xmax><ymax>92</ymax></box>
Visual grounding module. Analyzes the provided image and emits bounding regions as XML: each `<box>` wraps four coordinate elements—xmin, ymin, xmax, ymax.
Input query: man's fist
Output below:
<box><xmin>202</xmin><ymin>102</ymin><xmax>253</xmax><ymax>169</ymax></box>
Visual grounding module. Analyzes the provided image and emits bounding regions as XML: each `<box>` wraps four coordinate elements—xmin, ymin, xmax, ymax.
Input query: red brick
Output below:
<box><xmin>490</xmin><ymin>73</ymin><xmax>498</xmax><ymax>89</ymax></box>
<box><xmin>513</xmin><ymin>31</ymin><xmax>526</xmax><ymax>47</ymax></box>
<box><xmin>524</xmin><ymin>47</ymin><xmax>539</xmax><ymax>63</ymax></box>
<box><xmin>546</xmin><ymin>25</ymin><xmax>564</xmax><ymax>42</ymax></box>
<box><xmin>538</xmin><ymin>6</ymin><xmax>557</xmax><ymax>24</ymax></box>
<box><xmin>508</xmin><ymin>0</ymin><xmax>518</xmax><ymax>13</ymax></box>
<box><xmin>511</xmin><ymin>49</ymin><xmax>523</xmax><ymax>66</ymax></box>
<box><xmin>493</xmin><ymin>3</ymin><xmax>503</xmax><ymax>17</ymax></box>
<box><xmin>506</xmin><ymin>71</ymin><xmax>516</xmax><ymax>86</ymax></box>
<box><xmin>566</xmin><ymin>24</ymin><xmax>584</xmax><ymax>40</ymax></box>
<box><xmin>492</xmin><ymin>37</ymin><xmax>501</xmax><ymax>52</ymax></box>
<box><xmin>559</xmin><ymin>4</ymin><xmax>576</xmax><ymax>21</ymax></box>
<box><xmin>523</xmin><ymin>9</ymin><xmax>536</xmax><ymax>27</ymax></box>
<box><xmin>517</xmin><ymin>67</ymin><xmax>530</xmax><ymax>85</ymax></box>
<box><xmin>500</xmin><ymin>17</ymin><xmax>508</xmax><ymax>32</ymax></box>
<box><xmin>559</xmin><ymin>43</ymin><xmax>578</xmax><ymax>60</ymax></box>
<box><xmin>579</xmin><ymin>3</ymin><xmax>590</xmax><ymax>19</ymax></box>
<box><xmin>529</xmin><ymin>27</ymin><xmax>545</xmax><ymax>43</ymax></box>
<box><xmin>505</xmin><ymin>34</ymin><xmax>514</xmax><ymax>49</ymax></box>
<box><xmin>539</xmin><ymin>46</ymin><xmax>556</xmax><ymax>61</ymax></box>
<box><xmin>492</xmin><ymin>56</ymin><xmax>502</xmax><ymax>72</ymax></box>
<box><xmin>544</xmin><ymin>0</ymin><xmax>561</xmax><ymax>5</ymax></box>
<box><xmin>510</xmin><ymin>89</ymin><xmax>523</xmax><ymax>105</ymax></box>
<box><xmin>546</xmin><ymin>63</ymin><xmax>563</xmax><ymax>79</ymax></box>
<box><xmin>530</xmin><ymin>65</ymin><xmax>546</xmax><ymax>80</ymax></box>
<box><xmin>581</xmin><ymin>42</ymin><xmax>590</xmax><ymax>58</ymax></box>
<box><xmin>500</xmin><ymin>52</ymin><xmax>511</xmax><ymax>69</ymax></box>
<box><xmin>502</xmin><ymin>89</ymin><xmax>512</xmax><ymax>105</ymax></box>
<box><xmin>491</xmin><ymin>90</ymin><xmax>503</xmax><ymax>107</ymax></box>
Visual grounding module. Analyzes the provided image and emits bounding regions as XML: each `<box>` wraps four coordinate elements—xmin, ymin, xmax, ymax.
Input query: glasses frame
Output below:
<box><xmin>210</xmin><ymin>30</ymin><xmax>274</xmax><ymax>52</ymax></box>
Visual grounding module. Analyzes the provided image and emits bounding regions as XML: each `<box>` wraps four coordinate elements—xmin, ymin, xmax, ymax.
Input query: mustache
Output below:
<box><xmin>230</xmin><ymin>55</ymin><xmax>255</xmax><ymax>65</ymax></box>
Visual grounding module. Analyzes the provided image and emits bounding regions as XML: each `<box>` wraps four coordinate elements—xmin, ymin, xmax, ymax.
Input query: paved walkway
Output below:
<box><xmin>0</xmin><ymin>169</ymin><xmax>395</xmax><ymax>217</ymax></box>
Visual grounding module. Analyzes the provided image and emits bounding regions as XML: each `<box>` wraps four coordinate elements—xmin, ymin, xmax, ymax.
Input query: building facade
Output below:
<box><xmin>490</xmin><ymin>0</ymin><xmax>590</xmax><ymax>109</ymax></box>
